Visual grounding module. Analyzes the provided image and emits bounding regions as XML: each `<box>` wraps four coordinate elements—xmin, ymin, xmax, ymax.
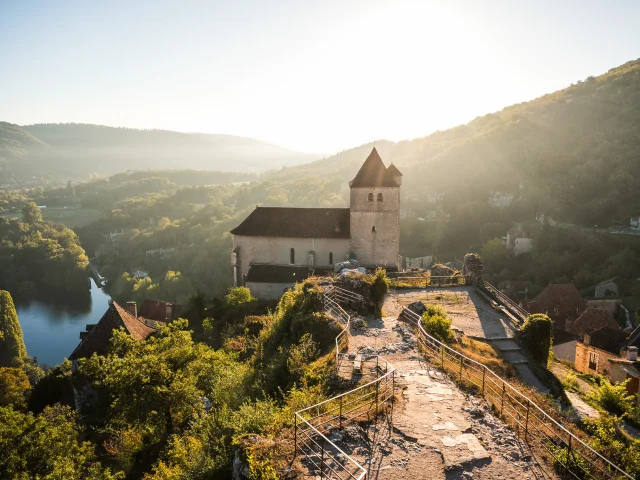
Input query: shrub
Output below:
<box><xmin>520</xmin><ymin>314</ymin><xmax>553</xmax><ymax>364</ymax></box>
<box><xmin>225</xmin><ymin>287</ymin><xmax>256</xmax><ymax>307</ymax></box>
<box><xmin>369</xmin><ymin>268</ymin><xmax>390</xmax><ymax>316</ymax></box>
<box><xmin>589</xmin><ymin>378</ymin><xmax>634</xmax><ymax>417</ymax></box>
<box><xmin>421</xmin><ymin>304</ymin><xmax>453</xmax><ymax>342</ymax></box>
<box><xmin>562</xmin><ymin>373</ymin><xmax>580</xmax><ymax>392</ymax></box>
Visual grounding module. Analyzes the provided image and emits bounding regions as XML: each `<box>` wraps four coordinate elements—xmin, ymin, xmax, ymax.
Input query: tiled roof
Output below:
<box><xmin>230</xmin><ymin>207</ymin><xmax>350</xmax><ymax>238</ymax></box>
<box><xmin>628</xmin><ymin>324</ymin><xmax>640</xmax><ymax>349</ymax></box>
<box><xmin>586</xmin><ymin>326</ymin><xmax>628</xmax><ymax>355</ymax></box>
<box><xmin>246</xmin><ymin>264</ymin><xmax>332</xmax><ymax>283</ymax></box>
<box><xmin>525</xmin><ymin>284</ymin><xmax>587</xmax><ymax>323</ymax></box>
<box><xmin>566</xmin><ymin>307</ymin><xmax>620</xmax><ymax>336</ymax></box>
<box><xmin>553</xmin><ymin>328</ymin><xmax>579</xmax><ymax>346</ymax></box>
<box><xmin>70</xmin><ymin>302</ymin><xmax>156</xmax><ymax>359</ymax></box>
<box><xmin>139</xmin><ymin>300</ymin><xmax>181</xmax><ymax>322</ymax></box>
<box><xmin>349</xmin><ymin>148</ymin><xmax>401</xmax><ymax>188</ymax></box>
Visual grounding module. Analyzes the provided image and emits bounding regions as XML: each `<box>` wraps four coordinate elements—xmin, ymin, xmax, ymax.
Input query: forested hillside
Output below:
<box><xmin>270</xmin><ymin>59</ymin><xmax>640</xmax><ymax>226</ymax></box>
<box><xmin>0</xmin><ymin>123</ymin><xmax>315</xmax><ymax>185</ymax></box>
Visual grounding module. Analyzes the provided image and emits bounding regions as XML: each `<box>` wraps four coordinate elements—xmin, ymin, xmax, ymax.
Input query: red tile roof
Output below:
<box><xmin>566</xmin><ymin>307</ymin><xmax>620</xmax><ymax>336</ymax></box>
<box><xmin>70</xmin><ymin>301</ymin><xmax>156</xmax><ymax>359</ymax></box>
<box><xmin>525</xmin><ymin>284</ymin><xmax>587</xmax><ymax>327</ymax></box>
<box><xmin>139</xmin><ymin>300</ymin><xmax>181</xmax><ymax>322</ymax></box>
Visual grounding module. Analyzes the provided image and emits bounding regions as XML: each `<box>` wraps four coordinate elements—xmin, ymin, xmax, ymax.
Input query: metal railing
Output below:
<box><xmin>391</xmin><ymin>275</ymin><xmax>470</xmax><ymax>288</ymax></box>
<box><xmin>478</xmin><ymin>280</ymin><xmax>530</xmax><ymax>323</ymax></box>
<box><xmin>294</xmin><ymin>287</ymin><xmax>395</xmax><ymax>479</ymax></box>
<box><xmin>398</xmin><ymin>307</ymin><xmax>632</xmax><ymax>480</ymax></box>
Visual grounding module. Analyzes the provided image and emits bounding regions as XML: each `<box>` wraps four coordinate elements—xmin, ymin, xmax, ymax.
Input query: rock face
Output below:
<box><xmin>407</xmin><ymin>301</ymin><xmax>427</xmax><ymax>316</ymax></box>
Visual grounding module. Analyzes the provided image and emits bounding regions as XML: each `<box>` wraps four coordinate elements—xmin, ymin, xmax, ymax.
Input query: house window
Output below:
<box><xmin>588</xmin><ymin>351</ymin><xmax>599</xmax><ymax>371</ymax></box>
<box><xmin>377</xmin><ymin>193</ymin><xmax>383</xmax><ymax>202</ymax></box>
<box><xmin>368</xmin><ymin>193</ymin><xmax>374</xmax><ymax>202</ymax></box>
<box><xmin>329</xmin><ymin>252</ymin><xmax>333</xmax><ymax>265</ymax></box>
<box><xmin>290</xmin><ymin>248</ymin><xmax>295</xmax><ymax>264</ymax></box>
<box><xmin>372</xmin><ymin>226</ymin><xmax>376</xmax><ymax>233</ymax></box>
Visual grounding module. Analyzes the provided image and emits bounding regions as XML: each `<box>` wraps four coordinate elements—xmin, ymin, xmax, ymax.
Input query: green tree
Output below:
<box><xmin>520</xmin><ymin>314</ymin><xmax>553</xmax><ymax>364</ymax></box>
<box><xmin>0</xmin><ymin>290</ymin><xmax>27</xmax><ymax>365</ymax></box>
<box><xmin>0</xmin><ymin>367</ymin><xmax>31</xmax><ymax>408</ymax></box>
<box><xmin>421</xmin><ymin>304</ymin><xmax>453</xmax><ymax>342</ymax></box>
<box><xmin>21</xmin><ymin>201</ymin><xmax>43</xmax><ymax>224</ymax></box>
<box><xmin>225</xmin><ymin>286</ymin><xmax>256</xmax><ymax>307</ymax></box>
<box><xmin>480</xmin><ymin>238</ymin><xmax>509</xmax><ymax>274</ymax></box>
<box><xmin>369</xmin><ymin>268</ymin><xmax>390</xmax><ymax>316</ymax></box>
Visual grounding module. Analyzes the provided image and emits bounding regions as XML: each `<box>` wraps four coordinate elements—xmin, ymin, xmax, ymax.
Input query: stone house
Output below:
<box><xmin>565</xmin><ymin>307</ymin><xmax>620</xmax><ymax>337</ymax></box>
<box><xmin>406</xmin><ymin>255</ymin><xmax>434</xmax><ymax>269</ymax></box>
<box><xmin>524</xmin><ymin>284</ymin><xmax>587</xmax><ymax>329</ymax></box>
<box><xmin>505</xmin><ymin>226</ymin><xmax>533</xmax><ymax>256</ymax></box>
<box><xmin>574</xmin><ymin>327</ymin><xmax>629</xmax><ymax>378</ymax></box>
<box><xmin>230</xmin><ymin>148</ymin><xmax>402</xmax><ymax>299</ymax></box>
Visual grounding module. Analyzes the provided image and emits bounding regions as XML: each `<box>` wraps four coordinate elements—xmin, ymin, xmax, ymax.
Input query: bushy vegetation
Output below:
<box><xmin>588</xmin><ymin>378</ymin><xmax>635</xmax><ymax>418</ymax></box>
<box><xmin>369</xmin><ymin>268</ymin><xmax>390</xmax><ymax>316</ymax></box>
<box><xmin>520</xmin><ymin>314</ymin><xmax>553</xmax><ymax>364</ymax></box>
<box><xmin>0</xmin><ymin>290</ymin><xmax>27</xmax><ymax>365</ymax></box>
<box><xmin>420</xmin><ymin>304</ymin><xmax>453</xmax><ymax>343</ymax></box>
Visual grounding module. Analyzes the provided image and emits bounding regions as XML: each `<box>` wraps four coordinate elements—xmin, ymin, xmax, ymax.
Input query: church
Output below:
<box><xmin>230</xmin><ymin>148</ymin><xmax>402</xmax><ymax>298</ymax></box>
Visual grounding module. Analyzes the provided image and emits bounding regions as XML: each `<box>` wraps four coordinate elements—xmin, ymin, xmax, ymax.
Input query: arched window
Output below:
<box><xmin>290</xmin><ymin>248</ymin><xmax>295</xmax><ymax>264</ymax></box>
<box><xmin>377</xmin><ymin>193</ymin><xmax>383</xmax><ymax>202</ymax></box>
<box><xmin>329</xmin><ymin>252</ymin><xmax>333</xmax><ymax>264</ymax></box>
<box><xmin>368</xmin><ymin>193</ymin><xmax>374</xmax><ymax>202</ymax></box>
<box><xmin>372</xmin><ymin>225</ymin><xmax>376</xmax><ymax>233</ymax></box>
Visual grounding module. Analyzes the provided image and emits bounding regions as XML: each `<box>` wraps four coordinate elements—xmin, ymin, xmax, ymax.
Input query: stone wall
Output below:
<box><xmin>245</xmin><ymin>281</ymin><xmax>294</xmax><ymax>300</ymax></box>
<box><xmin>553</xmin><ymin>340</ymin><xmax>577</xmax><ymax>363</ymax></box>
<box><xmin>574</xmin><ymin>341</ymin><xmax>619</xmax><ymax>377</ymax></box>
<box><xmin>349</xmin><ymin>186</ymin><xmax>400</xmax><ymax>268</ymax></box>
<box><xmin>233</xmin><ymin>235</ymin><xmax>351</xmax><ymax>281</ymax></box>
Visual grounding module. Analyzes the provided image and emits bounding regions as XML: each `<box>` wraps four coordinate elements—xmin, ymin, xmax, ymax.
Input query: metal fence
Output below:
<box><xmin>398</xmin><ymin>307</ymin><xmax>632</xmax><ymax>480</ymax></box>
<box><xmin>477</xmin><ymin>280</ymin><xmax>530</xmax><ymax>323</ymax></box>
<box><xmin>293</xmin><ymin>287</ymin><xmax>395</xmax><ymax>479</ymax></box>
<box><xmin>392</xmin><ymin>275</ymin><xmax>470</xmax><ymax>288</ymax></box>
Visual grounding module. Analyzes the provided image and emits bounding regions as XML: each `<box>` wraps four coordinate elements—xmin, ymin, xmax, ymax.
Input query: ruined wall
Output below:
<box><xmin>349</xmin><ymin>186</ymin><xmax>400</xmax><ymax>269</ymax></box>
<box><xmin>233</xmin><ymin>235</ymin><xmax>350</xmax><ymax>280</ymax></box>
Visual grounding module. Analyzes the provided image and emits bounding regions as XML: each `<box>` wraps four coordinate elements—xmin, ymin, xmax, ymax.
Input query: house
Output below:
<box><xmin>230</xmin><ymin>148</ymin><xmax>402</xmax><ymax>299</ymax></box>
<box><xmin>488</xmin><ymin>192</ymin><xmax>514</xmax><ymax>208</ymax></box>
<box><xmin>524</xmin><ymin>284</ymin><xmax>587</xmax><ymax>329</ymax></box>
<box><xmin>574</xmin><ymin>327</ymin><xmax>628</xmax><ymax>378</ymax></box>
<box><xmin>514</xmin><ymin>237</ymin><xmax>534</xmax><ymax>256</ymax></box>
<box><xmin>565</xmin><ymin>307</ymin><xmax>620</xmax><ymax>337</ymax></box>
<box><xmin>70</xmin><ymin>301</ymin><xmax>157</xmax><ymax>361</ymax></box>
<box><xmin>139</xmin><ymin>300</ymin><xmax>181</xmax><ymax>323</ymax></box>
<box><xmin>506</xmin><ymin>226</ymin><xmax>533</xmax><ymax>256</ymax></box>
<box><xmin>594</xmin><ymin>277</ymin><xmax>620</xmax><ymax>299</ymax></box>
<box><xmin>631</xmin><ymin>216</ymin><xmax>640</xmax><ymax>230</ymax></box>
<box><xmin>132</xmin><ymin>269</ymin><xmax>149</xmax><ymax>279</ymax></box>
<box><xmin>552</xmin><ymin>328</ymin><xmax>580</xmax><ymax>363</ymax></box>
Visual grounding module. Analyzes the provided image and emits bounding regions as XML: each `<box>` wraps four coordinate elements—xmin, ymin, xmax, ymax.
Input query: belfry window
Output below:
<box><xmin>377</xmin><ymin>193</ymin><xmax>383</xmax><ymax>202</ymax></box>
<box><xmin>368</xmin><ymin>193</ymin><xmax>374</xmax><ymax>202</ymax></box>
<box><xmin>329</xmin><ymin>252</ymin><xmax>333</xmax><ymax>264</ymax></box>
<box><xmin>372</xmin><ymin>226</ymin><xmax>376</xmax><ymax>233</ymax></box>
<box><xmin>290</xmin><ymin>248</ymin><xmax>295</xmax><ymax>264</ymax></box>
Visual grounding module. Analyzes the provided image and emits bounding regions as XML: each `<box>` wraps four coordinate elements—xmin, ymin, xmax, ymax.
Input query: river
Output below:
<box><xmin>15</xmin><ymin>278</ymin><xmax>112</xmax><ymax>367</ymax></box>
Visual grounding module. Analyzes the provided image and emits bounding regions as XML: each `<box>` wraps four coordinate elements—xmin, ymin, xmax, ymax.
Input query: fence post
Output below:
<box><xmin>481</xmin><ymin>366</ymin><xmax>486</xmax><ymax>395</ymax></box>
<box><xmin>441</xmin><ymin>345</ymin><xmax>445</xmax><ymax>369</ymax></box>
<box><xmin>459</xmin><ymin>356</ymin><xmax>463</xmax><ymax>381</ymax></box>
<box><xmin>500</xmin><ymin>382</ymin><xmax>505</xmax><ymax>416</ymax></box>
<box><xmin>523</xmin><ymin>401</ymin><xmax>529</xmax><ymax>441</ymax></box>
<box><xmin>375</xmin><ymin>376</ymin><xmax>379</xmax><ymax>415</ymax></box>
<box><xmin>339</xmin><ymin>395</ymin><xmax>343</xmax><ymax>430</ymax></box>
<box><xmin>320</xmin><ymin>438</ymin><xmax>325</xmax><ymax>478</ymax></box>
<box><xmin>294</xmin><ymin>414</ymin><xmax>297</xmax><ymax>457</ymax></box>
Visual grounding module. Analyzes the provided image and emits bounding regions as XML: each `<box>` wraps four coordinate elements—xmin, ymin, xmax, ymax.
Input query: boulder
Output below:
<box><xmin>407</xmin><ymin>301</ymin><xmax>427</xmax><ymax>315</ymax></box>
<box><xmin>334</xmin><ymin>259</ymin><xmax>360</xmax><ymax>273</ymax></box>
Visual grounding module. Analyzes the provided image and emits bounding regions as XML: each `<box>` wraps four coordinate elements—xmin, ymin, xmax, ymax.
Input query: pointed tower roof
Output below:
<box><xmin>385</xmin><ymin>163</ymin><xmax>402</xmax><ymax>177</ymax></box>
<box><xmin>349</xmin><ymin>147</ymin><xmax>401</xmax><ymax>188</ymax></box>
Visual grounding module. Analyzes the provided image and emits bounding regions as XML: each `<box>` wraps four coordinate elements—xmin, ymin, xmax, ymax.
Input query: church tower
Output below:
<box><xmin>349</xmin><ymin>147</ymin><xmax>402</xmax><ymax>269</ymax></box>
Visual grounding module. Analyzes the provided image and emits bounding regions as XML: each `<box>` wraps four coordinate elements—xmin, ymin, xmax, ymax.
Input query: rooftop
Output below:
<box><xmin>349</xmin><ymin>147</ymin><xmax>402</xmax><ymax>188</ymax></box>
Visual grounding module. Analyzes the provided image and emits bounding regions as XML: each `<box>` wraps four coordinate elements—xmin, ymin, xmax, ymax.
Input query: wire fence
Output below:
<box><xmin>477</xmin><ymin>279</ymin><xmax>530</xmax><ymax>322</ymax></box>
<box><xmin>293</xmin><ymin>287</ymin><xmax>395</xmax><ymax>479</ymax></box>
<box><xmin>391</xmin><ymin>275</ymin><xmax>470</xmax><ymax>288</ymax></box>
<box><xmin>398</xmin><ymin>306</ymin><xmax>632</xmax><ymax>480</ymax></box>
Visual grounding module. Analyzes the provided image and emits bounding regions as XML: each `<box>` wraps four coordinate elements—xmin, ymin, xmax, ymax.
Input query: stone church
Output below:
<box><xmin>230</xmin><ymin>147</ymin><xmax>402</xmax><ymax>298</ymax></box>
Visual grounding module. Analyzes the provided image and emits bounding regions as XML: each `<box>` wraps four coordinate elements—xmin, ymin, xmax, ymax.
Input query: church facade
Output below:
<box><xmin>230</xmin><ymin>148</ymin><xmax>402</xmax><ymax>298</ymax></box>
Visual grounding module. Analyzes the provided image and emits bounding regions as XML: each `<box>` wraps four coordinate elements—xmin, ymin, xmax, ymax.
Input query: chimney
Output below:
<box><xmin>165</xmin><ymin>303</ymin><xmax>172</xmax><ymax>320</ymax></box>
<box><xmin>627</xmin><ymin>346</ymin><xmax>638</xmax><ymax>361</ymax></box>
<box><xmin>584</xmin><ymin>333</ymin><xmax>591</xmax><ymax>345</ymax></box>
<box><xmin>126</xmin><ymin>301</ymin><xmax>137</xmax><ymax>318</ymax></box>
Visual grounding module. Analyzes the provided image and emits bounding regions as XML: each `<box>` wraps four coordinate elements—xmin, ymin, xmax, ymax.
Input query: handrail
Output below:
<box><xmin>478</xmin><ymin>280</ymin><xmax>529</xmax><ymax>322</ymax></box>
<box><xmin>399</xmin><ymin>306</ymin><xmax>632</xmax><ymax>479</ymax></box>
<box><xmin>294</xmin><ymin>286</ymin><xmax>395</xmax><ymax>479</ymax></box>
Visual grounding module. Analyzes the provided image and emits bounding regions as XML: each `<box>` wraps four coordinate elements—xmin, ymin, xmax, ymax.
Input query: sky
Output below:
<box><xmin>1</xmin><ymin>0</ymin><xmax>639</xmax><ymax>154</ymax></box>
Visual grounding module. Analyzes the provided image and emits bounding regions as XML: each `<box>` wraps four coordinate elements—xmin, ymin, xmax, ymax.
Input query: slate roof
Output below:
<box><xmin>349</xmin><ymin>147</ymin><xmax>402</xmax><ymax>188</ymax></box>
<box><xmin>230</xmin><ymin>207</ymin><xmax>350</xmax><ymax>239</ymax></box>
<box><xmin>628</xmin><ymin>324</ymin><xmax>640</xmax><ymax>349</ymax></box>
<box><xmin>566</xmin><ymin>307</ymin><xmax>620</xmax><ymax>336</ymax></box>
<box><xmin>139</xmin><ymin>300</ymin><xmax>181</xmax><ymax>321</ymax></box>
<box><xmin>586</xmin><ymin>326</ymin><xmax>629</xmax><ymax>355</ymax></box>
<box><xmin>70</xmin><ymin>302</ymin><xmax>156</xmax><ymax>360</ymax></box>
<box><xmin>246</xmin><ymin>265</ymin><xmax>332</xmax><ymax>283</ymax></box>
<box><xmin>525</xmin><ymin>284</ymin><xmax>587</xmax><ymax>324</ymax></box>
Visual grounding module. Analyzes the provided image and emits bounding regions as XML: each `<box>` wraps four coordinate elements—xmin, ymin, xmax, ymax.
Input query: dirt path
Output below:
<box><xmin>328</xmin><ymin>303</ymin><xmax>553</xmax><ymax>480</ymax></box>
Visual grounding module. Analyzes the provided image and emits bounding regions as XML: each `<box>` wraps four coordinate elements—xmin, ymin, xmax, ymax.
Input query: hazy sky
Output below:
<box><xmin>1</xmin><ymin>0</ymin><xmax>639</xmax><ymax>153</ymax></box>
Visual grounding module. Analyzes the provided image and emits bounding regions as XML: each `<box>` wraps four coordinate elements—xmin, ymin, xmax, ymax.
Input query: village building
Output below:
<box><xmin>230</xmin><ymin>148</ymin><xmax>402</xmax><ymax>299</ymax></box>
<box><xmin>593</xmin><ymin>277</ymin><xmax>620</xmax><ymax>299</ymax></box>
<box><xmin>565</xmin><ymin>307</ymin><xmax>620</xmax><ymax>337</ymax></box>
<box><xmin>505</xmin><ymin>226</ymin><xmax>533</xmax><ymax>256</ymax></box>
<box><xmin>138</xmin><ymin>299</ymin><xmax>181</xmax><ymax>323</ymax></box>
<box><xmin>631</xmin><ymin>216</ymin><xmax>640</xmax><ymax>230</ymax></box>
<box><xmin>552</xmin><ymin>328</ymin><xmax>580</xmax><ymax>363</ymax></box>
<box><xmin>574</xmin><ymin>326</ymin><xmax>629</xmax><ymax>378</ymax></box>
<box><xmin>69</xmin><ymin>301</ymin><xmax>158</xmax><ymax>361</ymax></box>
<box><xmin>524</xmin><ymin>284</ymin><xmax>587</xmax><ymax>329</ymax></box>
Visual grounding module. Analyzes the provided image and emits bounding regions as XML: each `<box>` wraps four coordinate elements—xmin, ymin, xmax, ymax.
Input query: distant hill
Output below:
<box><xmin>268</xmin><ymin>59</ymin><xmax>640</xmax><ymax>226</ymax></box>
<box><xmin>0</xmin><ymin>123</ymin><xmax>316</xmax><ymax>185</ymax></box>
